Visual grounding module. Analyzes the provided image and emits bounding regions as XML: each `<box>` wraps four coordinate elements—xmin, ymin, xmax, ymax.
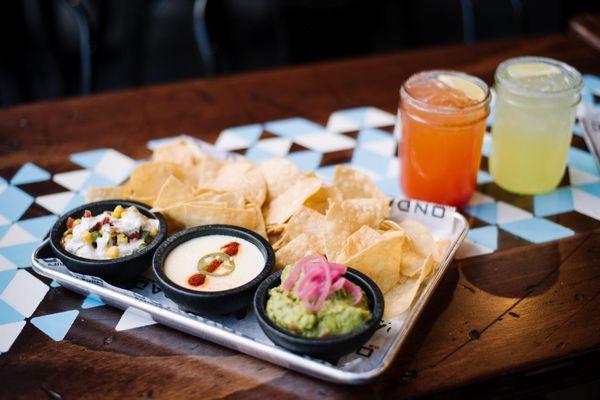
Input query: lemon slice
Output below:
<box><xmin>507</xmin><ymin>62</ymin><xmax>561</xmax><ymax>79</ymax></box>
<box><xmin>437</xmin><ymin>74</ymin><xmax>486</xmax><ymax>102</ymax></box>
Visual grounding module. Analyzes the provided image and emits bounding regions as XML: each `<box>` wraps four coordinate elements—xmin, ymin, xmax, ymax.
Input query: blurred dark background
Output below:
<box><xmin>1</xmin><ymin>0</ymin><xmax>599</xmax><ymax>107</ymax></box>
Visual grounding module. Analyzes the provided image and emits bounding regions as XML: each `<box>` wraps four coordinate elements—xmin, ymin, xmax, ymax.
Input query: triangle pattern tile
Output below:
<box><xmin>481</xmin><ymin>133</ymin><xmax>492</xmax><ymax>157</ymax></box>
<box><xmin>0</xmin><ymin>269</ymin><xmax>48</xmax><ymax>317</ymax></box>
<box><xmin>386</xmin><ymin>157</ymin><xmax>400</xmax><ymax>178</ymax></box>
<box><xmin>496</xmin><ymin>201</ymin><xmax>532</xmax><ymax>224</ymax></box>
<box><xmin>292</xmin><ymin>132</ymin><xmax>355</xmax><ymax>153</ymax></box>
<box><xmin>70</xmin><ymin>149</ymin><xmax>108</xmax><ymax>169</ymax></box>
<box><xmin>375</xmin><ymin>178</ymin><xmax>402</xmax><ymax>197</ymax></box>
<box><xmin>81</xmin><ymin>172</ymin><xmax>115</xmax><ymax>193</ymax></box>
<box><xmin>569</xmin><ymin>166</ymin><xmax>600</xmax><ymax>185</ymax></box>
<box><xmin>0</xmin><ymin>299</ymin><xmax>24</xmax><ymax>324</ymax></box>
<box><xmin>218</xmin><ymin>124</ymin><xmax>262</xmax><ymax>148</ymax></box>
<box><xmin>265</xmin><ymin>118</ymin><xmax>325</xmax><ymax>138</ymax></box>
<box><xmin>16</xmin><ymin>215</ymin><xmax>58</xmax><ymax>239</ymax></box>
<box><xmin>334</xmin><ymin>107</ymin><xmax>369</xmax><ymax>126</ymax></box>
<box><xmin>31</xmin><ymin>310</ymin><xmax>79</xmax><ymax>341</ymax></box>
<box><xmin>533</xmin><ymin>188</ymin><xmax>574</xmax><ymax>217</ymax></box>
<box><xmin>0</xmin><ymin>254</ymin><xmax>16</xmax><ymax>271</ymax></box>
<box><xmin>36</xmin><ymin>192</ymin><xmax>77</xmax><ymax>215</ymax></box>
<box><xmin>81</xmin><ymin>293</ymin><xmax>106</xmax><ymax>309</ymax></box>
<box><xmin>10</xmin><ymin>163</ymin><xmax>51</xmax><ymax>185</ymax></box>
<box><xmin>285</xmin><ymin>151</ymin><xmax>322</xmax><ymax>172</ymax></box>
<box><xmin>364</xmin><ymin>107</ymin><xmax>396</xmax><ymax>127</ymax></box>
<box><xmin>0</xmin><ymin>224</ymin><xmax>38</xmax><ymax>248</ymax></box>
<box><xmin>468</xmin><ymin>191</ymin><xmax>495</xmax><ymax>206</ymax></box>
<box><xmin>0</xmin><ymin>242</ymin><xmax>42</xmax><ymax>268</ymax></box>
<box><xmin>115</xmin><ymin>307</ymin><xmax>156</xmax><ymax>331</ymax></box>
<box><xmin>252</xmin><ymin>137</ymin><xmax>292</xmax><ymax>156</ymax></box>
<box><xmin>576</xmin><ymin>181</ymin><xmax>600</xmax><ymax>197</ymax></box>
<box><xmin>456</xmin><ymin>240</ymin><xmax>494</xmax><ymax>259</ymax></box>
<box><xmin>0</xmin><ymin>320</ymin><xmax>26</xmax><ymax>353</ymax></box>
<box><xmin>215</xmin><ymin>130</ymin><xmax>254</xmax><ymax>151</ymax></box>
<box><xmin>477</xmin><ymin>170</ymin><xmax>494</xmax><ymax>185</ymax></box>
<box><xmin>350</xmin><ymin>147</ymin><xmax>389</xmax><ymax>177</ymax></box>
<box><xmin>467</xmin><ymin>226</ymin><xmax>498</xmax><ymax>251</ymax></box>
<box><xmin>357</xmin><ymin>128</ymin><xmax>393</xmax><ymax>145</ymax></box>
<box><xmin>245</xmin><ymin>146</ymin><xmax>277</xmax><ymax>163</ymax></box>
<box><xmin>572</xmin><ymin>188</ymin><xmax>600</xmax><ymax>221</ymax></box>
<box><xmin>0</xmin><ymin>186</ymin><xmax>34</xmax><ymax>222</ymax></box>
<box><xmin>0</xmin><ymin>269</ymin><xmax>17</xmax><ymax>292</ymax></box>
<box><xmin>463</xmin><ymin>202</ymin><xmax>497</xmax><ymax>224</ymax></box>
<box><xmin>499</xmin><ymin>217</ymin><xmax>574</xmax><ymax>244</ymax></box>
<box><xmin>326</xmin><ymin>113</ymin><xmax>360</xmax><ymax>133</ymax></box>
<box><xmin>53</xmin><ymin>170</ymin><xmax>92</xmax><ymax>192</ymax></box>
<box><xmin>567</xmin><ymin>147</ymin><xmax>599</xmax><ymax>177</ymax></box>
<box><xmin>93</xmin><ymin>149</ymin><xmax>135</xmax><ymax>184</ymax></box>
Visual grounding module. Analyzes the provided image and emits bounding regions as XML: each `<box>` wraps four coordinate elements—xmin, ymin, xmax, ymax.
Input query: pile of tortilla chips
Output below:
<box><xmin>87</xmin><ymin>138</ymin><xmax>448</xmax><ymax>319</ymax></box>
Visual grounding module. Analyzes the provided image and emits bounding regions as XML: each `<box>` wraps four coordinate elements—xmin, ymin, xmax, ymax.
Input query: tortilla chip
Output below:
<box><xmin>337</xmin><ymin>226</ymin><xmax>382</xmax><ymax>263</ymax></box>
<box><xmin>130</xmin><ymin>162</ymin><xmax>188</xmax><ymax>198</ymax></box>
<box><xmin>207</xmin><ymin>162</ymin><xmax>267</xmax><ymax>207</ymax></box>
<box><xmin>384</xmin><ymin>254</ymin><xmax>435</xmax><ymax>319</ymax></box>
<box><xmin>274</xmin><ymin>207</ymin><xmax>326</xmax><ymax>253</ymax></box>
<box><xmin>324</xmin><ymin>198</ymin><xmax>390</xmax><ymax>261</ymax></box>
<box><xmin>152</xmin><ymin>138</ymin><xmax>206</xmax><ymax>167</ymax></box>
<box><xmin>192</xmin><ymin>190</ymin><xmax>245</xmax><ymax>209</ymax></box>
<box><xmin>85</xmin><ymin>186</ymin><xmax>132</xmax><ymax>202</ymax></box>
<box><xmin>399</xmin><ymin>220</ymin><xmax>437</xmax><ymax>258</ymax></box>
<box><xmin>153</xmin><ymin>176</ymin><xmax>194</xmax><ymax>209</ymax></box>
<box><xmin>259</xmin><ymin>158</ymin><xmax>304</xmax><ymax>201</ymax></box>
<box><xmin>333</xmin><ymin>165</ymin><xmax>389</xmax><ymax>201</ymax></box>
<box><xmin>249</xmin><ymin>204</ymin><xmax>267</xmax><ymax>238</ymax></box>
<box><xmin>275</xmin><ymin>233</ymin><xmax>323</xmax><ymax>269</ymax></box>
<box><xmin>379</xmin><ymin>219</ymin><xmax>404</xmax><ymax>232</ymax></box>
<box><xmin>161</xmin><ymin>203</ymin><xmax>257</xmax><ymax>231</ymax></box>
<box><xmin>265</xmin><ymin>177</ymin><xmax>322</xmax><ymax>226</ymax></box>
<box><xmin>304</xmin><ymin>185</ymin><xmax>342</xmax><ymax>214</ymax></box>
<box><xmin>342</xmin><ymin>230</ymin><xmax>405</xmax><ymax>293</ymax></box>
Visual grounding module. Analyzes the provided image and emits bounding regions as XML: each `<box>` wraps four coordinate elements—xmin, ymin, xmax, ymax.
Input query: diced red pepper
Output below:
<box><xmin>188</xmin><ymin>273</ymin><xmax>206</xmax><ymax>286</ymax></box>
<box><xmin>128</xmin><ymin>231</ymin><xmax>140</xmax><ymax>240</ymax></box>
<box><xmin>66</xmin><ymin>217</ymin><xmax>74</xmax><ymax>229</ymax></box>
<box><xmin>83</xmin><ymin>210</ymin><xmax>92</xmax><ymax>218</ymax></box>
<box><xmin>101</xmin><ymin>216</ymin><xmax>110</xmax><ymax>225</ymax></box>
<box><xmin>221</xmin><ymin>242</ymin><xmax>240</xmax><ymax>257</ymax></box>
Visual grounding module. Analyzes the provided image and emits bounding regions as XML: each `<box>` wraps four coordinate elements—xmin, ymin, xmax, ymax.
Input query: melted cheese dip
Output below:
<box><xmin>164</xmin><ymin>235</ymin><xmax>265</xmax><ymax>292</ymax></box>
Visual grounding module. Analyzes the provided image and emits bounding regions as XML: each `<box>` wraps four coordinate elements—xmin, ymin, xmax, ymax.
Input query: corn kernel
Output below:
<box><xmin>117</xmin><ymin>234</ymin><xmax>128</xmax><ymax>245</ymax></box>
<box><xmin>73</xmin><ymin>218</ymin><xmax>81</xmax><ymax>226</ymax></box>
<box><xmin>107</xmin><ymin>246</ymin><xmax>119</xmax><ymax>259</ymax></box>
<box><xmin>113</xmin><ymin>205</ymin><xmax>124</xmax><ymax>218</ymax></box>
<box><xmin>81</xmin><ymin>231</ymin><xmax>93</xmax><ymax>244</ymax></box>
<box><xmin>65</xmin><ymin>234</ymin><xmax>73</xmax><ymax>241</ymax></box>
<box><xmin>150</xmin><ymin>228</ymin><xmax>158</xmax><ymax>236</ymax></box>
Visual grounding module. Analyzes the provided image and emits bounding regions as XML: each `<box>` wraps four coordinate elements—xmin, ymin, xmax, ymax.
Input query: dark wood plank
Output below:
<box><xmin>1</xmin><ymin>34</ymin><xmax>600</xmax><ymax>399</ymax></box>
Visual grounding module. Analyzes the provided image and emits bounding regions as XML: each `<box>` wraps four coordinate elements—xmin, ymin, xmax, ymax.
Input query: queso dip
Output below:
<box><xmin>164</xmin><ymin>235</ymin><xmax>265</xmax><ymax>292</ymax></box>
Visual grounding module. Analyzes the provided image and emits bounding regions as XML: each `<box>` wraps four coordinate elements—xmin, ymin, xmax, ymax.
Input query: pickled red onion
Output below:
<box><xmin>283</xmin><ymin>254</ymin><xmax>363</xmax><ymax>312</ymax></box>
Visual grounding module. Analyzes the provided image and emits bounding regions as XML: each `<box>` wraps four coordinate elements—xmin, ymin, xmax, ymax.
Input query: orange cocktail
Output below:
<box><xmin>398</xmin><ymin>71</ymin><xmax>490</xmax><ymax>207</ymax></box>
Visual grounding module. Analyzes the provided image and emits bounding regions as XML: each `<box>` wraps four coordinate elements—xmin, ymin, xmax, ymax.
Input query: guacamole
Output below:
<box><xmin>266</xmin><ymin>265</ymin><xmax>372</xmax><ymax>338</ymax></box>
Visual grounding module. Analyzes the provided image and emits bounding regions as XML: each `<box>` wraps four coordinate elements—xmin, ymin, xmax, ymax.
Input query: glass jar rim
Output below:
<box><xmin>400</xmin><ymin>70</ymin><xmax>491</xmax><ymax>115</ymax></box>
<box><xmin>495</xmin><ymin>56</ymin><xmax>583</xmax><ymax>98</ymax></box>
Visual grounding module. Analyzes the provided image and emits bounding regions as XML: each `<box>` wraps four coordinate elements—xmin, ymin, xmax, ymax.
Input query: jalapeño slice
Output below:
<box><xmin>197</xmin><ymin>252</ymin><xmax>235</xmax><ymax>277</ymax></box>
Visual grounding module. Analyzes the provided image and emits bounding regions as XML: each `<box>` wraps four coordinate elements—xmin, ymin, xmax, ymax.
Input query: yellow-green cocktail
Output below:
<box><xmin>489</xmin><ymin>57</ymin><xmax>583</xmax><ymax>194</ymax></box>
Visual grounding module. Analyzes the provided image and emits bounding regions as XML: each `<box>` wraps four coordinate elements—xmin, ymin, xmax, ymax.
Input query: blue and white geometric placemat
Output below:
<box><xmin>1</xmin><ymin>74</ymin><xmax>599</xmax><ymax>354</ymax></box>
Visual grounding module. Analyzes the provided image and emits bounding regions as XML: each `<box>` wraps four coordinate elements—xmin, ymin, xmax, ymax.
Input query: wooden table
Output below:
<box><xmin>1</xmin><ymin>33</ymin><xmax>599</xmax><ymax>399</ymax></box>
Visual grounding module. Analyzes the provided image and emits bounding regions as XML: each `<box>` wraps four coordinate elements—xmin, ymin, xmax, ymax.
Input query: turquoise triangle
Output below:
<box><xmin>10</xmin><ymin>163</ymin><xmax>51</xmax><ymax>185</ymax></box>
<box><xmin>70</xmin><ymin>149</ymin><xmax>108</xmax><ymax>169</ymax></box>
<box><xmin>31</xmin><ymin>310</ymin><xmax>79</xmax><ymax>341</ymax></box>
<box><xmin>81</xmin><ymin>294</ymin><xmax>105</xmax><ymax>309</ymax></box>
<box><xmin>17</xmin><ymin>215</ymin><xmax>58</xmax><ymax>238</ymax></box>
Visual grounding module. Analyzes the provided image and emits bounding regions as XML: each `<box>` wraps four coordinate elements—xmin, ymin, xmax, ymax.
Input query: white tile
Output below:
<box><xmin>115</xmin><ymin>307</ymin><xmax>156</xmax><ymax>331</ymax></box>
<box><xmin>572</xmin><ymin>188</ymin><xmax>600</xmax><ymax>221</ymax></box>
<box><xmin>94</xmin><ymin>149</ymin><xmax>135</xmax><ymax>184</ymax></box>
<box><xmin>364</xmin><ymin>107</ymin><xmax>396</xmax><ymax>127</ymax></box>
<box><xmin>214</xmin><ymin>131</ymin><xmax>252</xmax><ymax>151</ymax></box>
<box><xmin>36</xmin><ymin>192</ymin><xmax>75</xmax><ymax>215</ymax></box>
<box><xmin>362</xmin><ymin>138</ymin><xmax>396</xmax><ymax>157</ymax></box>
<box><xmin>0</xmin><ymin>254</ymin><xmax>16</xmax><ymax>271</ymax></box>
<box><xmin>293</xmin><ymin>132</ymin><xmax>355</xmax><ymax>153</ymax></box>
<box><xmin>455</xmin><ymin>240</ymin><xmax>494</xmax><ymax>260</ymax></box>
<box><xmin>496</xmin><ymin>201</ymin><xmax>533</xmax><ymax>224</ymax></box>
<box><xmin>386</xmin><ymin>157</ymin><xmax>400</xmax><ymax>178</ymax></box>
<box><xmin>326</xmin><ymin>114</ymin><xmax>360</xmax><ymax>133</ymax></box>
<box><xmin>0</xmin><ymin>270</ymin><xmax>48</xmax><ymax>317</ymax></box>
<box><xmin>254</xmin><ymin>137</ymin><xmax>292</xmax><ymax>156</ymax></box>
<box><xmin>569</xmin><ymin>166</ymin><xmax>600</xmax><ymax>185</ymax></box>
<box><xmin>468</xmin><ymin>191</ymin><xmax>495</xmax><ymax>206</ymax></box>
<box><xmin>53</xmin><ymin>170</ymin><xmax>92</xmax><ymax>192</ymax></box>
<box><xmin>0</xmin><ymin>320</ymin><xmax>26</xmax><ymax>352</ymax></box>
<box><xmin>0</xmin><ymin>224</ymin><xmax>38</xmax><ymax>248</ymax></box>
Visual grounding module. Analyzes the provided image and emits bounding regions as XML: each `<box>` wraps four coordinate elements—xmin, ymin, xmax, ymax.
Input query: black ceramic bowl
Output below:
<box><xmin>253</xmin><ymin>268</ymin><xmax>384</xmax><ymax>360</ymax></box>
<box><xmin>49</xmin><ymin>200</ymin><xmax>167</xmax><ymax>286</ymax></box>
<box><xmin>153</xmin><ymin>225</ymin><xmax>275</xmax><ymax>315</ymax></box>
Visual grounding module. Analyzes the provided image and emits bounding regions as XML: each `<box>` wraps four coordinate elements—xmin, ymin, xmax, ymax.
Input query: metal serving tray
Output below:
<box><xmin>31</xmin><ymin>210</ymin><xmax>467</xmax><ymax>385</ymax></box>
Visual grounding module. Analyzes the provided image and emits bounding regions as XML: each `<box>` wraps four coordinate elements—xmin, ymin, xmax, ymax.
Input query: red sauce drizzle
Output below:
<box><xmin>221</xmin><ymin>242</ymin><xmax>240</xmax><ymax>256</ymax></box>
<box><xmin>188</xmin><ymin>273</ymin><xmax>206</xmax><ymax>286</ymax></box>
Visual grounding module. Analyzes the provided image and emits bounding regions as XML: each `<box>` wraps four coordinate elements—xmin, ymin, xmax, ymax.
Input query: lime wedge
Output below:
<box><xmin>437</xmin><ymin>74</ymin><xmax>486</xmax><ymax>102</ymax></box>
<box><xmin>507</xmin><ymin>62</ymin><xmax>561</xmax><ymax>79</ymax></box>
